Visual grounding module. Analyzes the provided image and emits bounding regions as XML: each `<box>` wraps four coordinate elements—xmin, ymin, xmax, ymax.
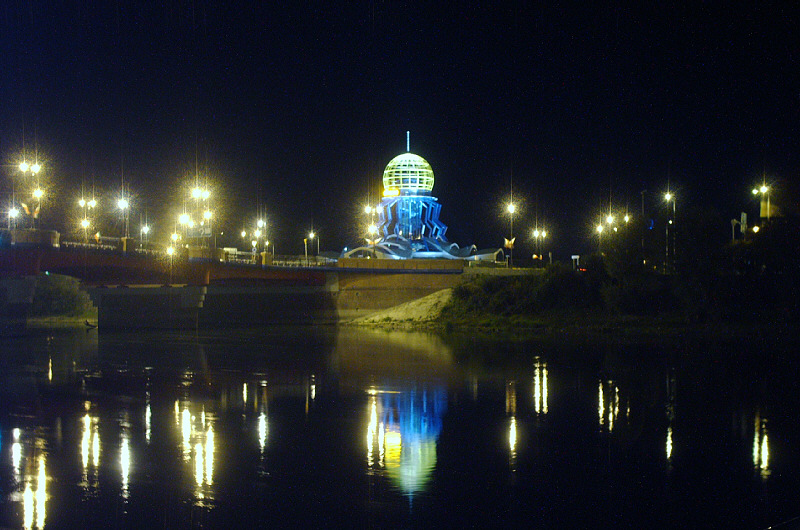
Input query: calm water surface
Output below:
<box><xmin>1</xmin><ymin>326</ymin><xmax>799</xmax><ymax>528</ymax></box>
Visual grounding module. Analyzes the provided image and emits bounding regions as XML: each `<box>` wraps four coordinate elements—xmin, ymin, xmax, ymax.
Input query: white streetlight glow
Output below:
<box><xmin>31</xmin><ymin>163</ymin><xmax>41</xmax><ymax>174</ymax></box>
<box><xmin>33</xmin><ymin>188</ymin><xmax>43</xmax><ymax>199</ymax></box>
<box><xmin>81</xmin><ymin>219</ymin><xmax>90</xmax><ymax>229</ymax></box>
<box><xmin>79</xmin><ymin>198</ymin><xmax>86</xmax><ymax>207</ymax></box>
<box><xmin>9</xmin><ymin>208</ymin><xmax>19</xmax><ymax>218</ymax></box>
<box><xmin>166</xmin><ymin>246</ymin><xmax>175</xmax><ymax>256</ymax></box>
<box><xmin>203</xmin><ymin>210</ymin><xmax>212</xmax><ymax>220</ymax></box>
<box><xmin>19</xmin><ymin>162</ymin><xmax>29</xmax><ymax>172</ymax></box>
<box><xmin>596</xmin><ymin>224</ymin><xmax>604</xmax><ymax>234</ymax></box>
<box><xmin>257</xmin><ymin>219</ymin><xmax>265</xmax><ymax>228</ymax></box>
<box><xmin>192</xmin><ymin>187</ymin><xmax>202</xmax><ymax>199</ymax></box>
<box><xmin>606</xmin><ymin>214</ymin><xmax>614</xmax><ymax>224</ymax></box>
<box><xmin>141</xmin><ymin>225</ymin><xmax>150</xmax><ymax>235</ymax></box>
<box><xmin>179</xmin><ymin>213</ymin><xmax>190</xmax><ymax>225</ymax></box>
<box><xmin>88</xmin><ymin>199</ymin><xmax>97</xmax><ymax>208</ymax></box>
<box><xmin>241</xmin><ymin>230</ymin><xmax>247</xmax><ymax>238</ymax></box>
<box><xmin>117</xmin><ymin>198</ymin><xmax>129</xmax><ymax>210</ymax></box>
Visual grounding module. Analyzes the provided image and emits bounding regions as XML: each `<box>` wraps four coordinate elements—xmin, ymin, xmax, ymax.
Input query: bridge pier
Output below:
<box><xmin>87</xmin><ymin>285</ymin><xmax>207</xmax><ymax>329</ymax></box>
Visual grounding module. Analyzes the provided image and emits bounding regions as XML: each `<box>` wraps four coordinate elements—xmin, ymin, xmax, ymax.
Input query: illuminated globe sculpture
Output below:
<box><xmin>345</xmin><ymin>146</ymin><xmax>481</xmax><ymax>259</ymax></box>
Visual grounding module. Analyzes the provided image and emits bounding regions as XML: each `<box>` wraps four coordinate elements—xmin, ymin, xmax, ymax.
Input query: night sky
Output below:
<box><xmin>1</xmin><ymin>2</ymin><xmax>798</xmax><ymax>258</ymax></box>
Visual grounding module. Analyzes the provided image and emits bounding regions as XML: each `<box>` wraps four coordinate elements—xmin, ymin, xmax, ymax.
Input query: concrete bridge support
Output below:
<box><xmin>87</xmin><ymin>285</ymin><xmax>207</xmax><ymax>329</ymax></box>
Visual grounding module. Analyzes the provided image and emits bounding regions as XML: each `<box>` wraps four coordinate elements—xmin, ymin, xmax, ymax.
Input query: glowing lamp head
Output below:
<box><xmin>166</xmin><ymin>246</ymin><xmax>175</xmax><ymax>256</ymax></box>
<box><xmin>760</xmin><ymin>185</ymin><xmax>768</xmax><ymax>194</ymax></box>
<box><xmin>507</xmin><ymin>203</ymin><xmax>516</xmax><ymax>215</ymax></box>
<box><xmin>78</xmin><ymin>198</ymin><xmax>86</xmax><ymax>207</ymax></box>
<box><xmin>606</xmin><ymin>215</ymin><xmax>614</xmax><ymax>224</ymax></box>
<box><xmin>88</xmin><ymin>199</ymin><xmax>97</xmax><ymax>208</ymax></box>
<box><xmin>251</xmin><ymin>240</ymin><xmax>257</xmax><ymax>248</ymax></box>
<box><xmin>171</xmin><ymin>232</ymin><xmax>179</xmax><ymax>242</ymax></box>
<box><xmin>141</xmin><ymin>225</ymin><xmax>150</xmax><ymax>235</ymax></box>
<box><xmin>203</xmin><ymin>210</ymin><xmax>212</xmax><ymax>220</ymax></box>
<box><xmin>33</xmin><ymin>188</ymin><xmax>43</xmax><ymax>199</ymax></box>
<box><xmin>596</xmin><ymin>224</ymin><xmax>604</xmax><ymax>234</ymax></box>
<box><xmin>624</xmin><ymin>214</ymin><xmax>630</xmax><ymax>223</ymax></box>
<box><xmin>117</xmin><ymin>198</ymin><xmax>129</xmax><ymax>210</ymax></box>
<box><xmin>178</xmin><ymin>213</ymin><xmax>190</xmax><ymax>225</ymax></box>
<box><xmin>9</xmin><ymin>208</ymin><xmax>19</xmax><ymax>218</ymax></box>
<box><xmin>752</xmin><ymin>188</ymin><xmax>759</xmax><ymax>195</ymax></box>
<box><xmin>309</xmin><ymin>231</ymin><xmax>315</xmax><ymax>239</ymax></box>
<box><xmin>533</xmin><ymin>229</ymin><xmax>540</xmax><ymax>238</ymax></box>
<box><xmin>257</xmin><ymin>219</ymin><xmax>265</xmax><ymax>228</ymax></box>
<box><xmin>202</xmin><ymin>190</ymin><xmax>210</xmax><ymax>200</ymax></box>
<box><xmin>191</xmin><ymin>187</ymin><xmax>201</xmax><ymax>199</ymax></box>
<box><xmin>254</xmin><ymin>229</ymin><xmax>262</xmax><ymax>238</ymax></box>
<box><xmin>541</xmin><ymin>230</ymin><xmax>547</xmax><ymax>238</ymax></box>
<box><xmin>752</xmin><ymin>225</ymin><xmax>760</xmax><ymax>233</ymax></box>
<box><xmin>664</xmin><ymin>192</ymin><xmax>673</xmax><ymax>202</ymax></box>
<box><xmin>31</xmin><ymin>163</ymin><xmax>41</xmax><ymax>174</ymax></box>
<box><xmin>364</xmin><ymin>205</ymin><xmax>373</xmax><ymax>214</ymax></box>
<box><xmin>19</xmin><ymin>161</ymin><xmax>29</xmax><ymax>172</ymax></box>
<box><xmin>368</xmin><ymin>224</ymin><xmax>378</xmax><ymax>235</ymax></box>
<box><xmin>81</xmin><ymin>219</ymin><xmax>90</xmax><ymax>229</ymax></box>
<box><xmin>241</xmin><ymin>230</ymin><xmax>247</xmax><ymax>238</ymax></box>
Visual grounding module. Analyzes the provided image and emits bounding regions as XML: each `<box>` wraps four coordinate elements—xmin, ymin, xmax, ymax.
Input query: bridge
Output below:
<box><xmin>0</xmin><ymin>229</ymin><xmax>471</xmax><ymax>331</ymax></box>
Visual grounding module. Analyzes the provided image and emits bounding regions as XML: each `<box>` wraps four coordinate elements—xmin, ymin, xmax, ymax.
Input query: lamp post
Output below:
<box><xmin>664</xmin><ymin>192</ymin><xmax>676</xmax><ymax>274</ymax></box>
<box><xmin>309</xmin><ymin>231</ymin><xmax>318</xmax><ymax>257</ymax></box>
<box><xmin>117</xmin><ymin>197</ymin><xmax>130</xmax><ymax>239</ymax></box>
<box><xmin>18</xmin><ymin>160</ymin><xmax>42</xmax><ymax>229</ymax></box>
<box><xmin>506</xmin><ymin>202</ymin><xmax>516</xmax><ymax>266</ymax></box>
<box><xmin>596</xmin><ymin>223</ymin><xmax>604</xmax><ymax>251</ymax></box>
<box><xmin>166</xmin><ymin>246</ymin><xmax>175</xmax><ymax>285</ymax></box>
<box><xmin>752</xmin><ymin>184</ymin><xmax>770</xmax><ymax>221</ymax></box>
<box><xmin>303</xmin><ymin>238</ymin><xmax>308</xmax><ymax>266</ymax></box>
<box><xmin>532</xmin><ymin>227</ymin><xmax>547</xmax><ymax>266</ymax></box>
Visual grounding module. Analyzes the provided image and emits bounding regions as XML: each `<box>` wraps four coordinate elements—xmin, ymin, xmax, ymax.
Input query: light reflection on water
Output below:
<box><xmin>0</xmin><ymin>327</ymin><xmax>799</xmax><ymax>527</ymax></box>
<box><xmin>365</xmin><ymin>387</ymin><xmax>446</xmax><ymax>496</ymax></box>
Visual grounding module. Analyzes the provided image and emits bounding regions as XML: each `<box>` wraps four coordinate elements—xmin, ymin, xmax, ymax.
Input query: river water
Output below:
<box><xmin>0</xmin><ymin>325</ymin><xmax>798</xmax><ymax>528</ymax></box>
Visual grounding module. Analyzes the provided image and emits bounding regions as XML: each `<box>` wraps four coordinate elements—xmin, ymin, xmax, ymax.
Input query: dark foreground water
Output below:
<box><xmin>1</xmin><ymin>325</ymin><xmax>799</xmax><ymax>528</ymax></box>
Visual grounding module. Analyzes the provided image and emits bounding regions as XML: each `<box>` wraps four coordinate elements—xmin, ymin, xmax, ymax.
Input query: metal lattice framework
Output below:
<box><xmin>382</xmin><ymin>153</ymin><xmax>435</xmax><ymax>194</ymax></box>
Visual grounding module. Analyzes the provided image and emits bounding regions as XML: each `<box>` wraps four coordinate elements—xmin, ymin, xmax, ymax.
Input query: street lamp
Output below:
<box><xmin>303</xmin><ymin>237</ymin><xmax>308</xmax><ymax>266</ymax></box>
<box><xmin>664</xmin><ymin>191</ymin><xmax>676</xmax><ymax>273</ymax></box>
<box><xmin>166</xmin><ymin>246</ymin><xmax>175</xmax><ymax>284</ymax></box>
<box><xmin>117</xmin><ymin>197</ymin><xmax>130</xmax><ymax>238</ymax></box>
<box><xmin>506</xmin><ymin>202</ymin><xmax>517</xmax><ymax>266</ymax></box>
<box><xmin>752</xmin><ymin>184</ymin><xmax>771</xmax><ymax>221</ymax></box>
<box><xmin>308</xmin><ymin>231</ymin><xmax>319</xmax><ymax>256</ymax></box>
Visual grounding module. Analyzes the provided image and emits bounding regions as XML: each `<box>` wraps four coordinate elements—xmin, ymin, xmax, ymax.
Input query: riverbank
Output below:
<box><xmin>345</xmin><ymin>287</ymin><xmax>797</xmax><ymax>344</ymax></box>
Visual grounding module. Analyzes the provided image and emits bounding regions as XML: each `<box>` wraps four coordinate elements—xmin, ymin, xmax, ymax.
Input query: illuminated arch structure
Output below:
<box><xmin>345</xmin><ymin>150</ymin><xmax>483</xmax><ymax>260</ymax></box>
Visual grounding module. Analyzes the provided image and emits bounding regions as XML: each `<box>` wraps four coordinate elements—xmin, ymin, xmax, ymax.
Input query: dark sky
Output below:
<box><xmin>1</xmin><ymin>1</ymin><xmax>798</xmax><ymax>258</ymax></box>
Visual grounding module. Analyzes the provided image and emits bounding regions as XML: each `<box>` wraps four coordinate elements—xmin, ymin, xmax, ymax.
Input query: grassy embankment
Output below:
<box><xmin>26</xmin><ymin>273</ymin><xmax>97</xmax><ymax>327</ymax></box>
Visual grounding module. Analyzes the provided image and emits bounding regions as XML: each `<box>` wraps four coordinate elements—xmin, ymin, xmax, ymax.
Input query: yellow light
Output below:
<box><xmin>533</xmin><ymin>229</ymin><xmax>540</xmax><ymax>238</ymax></box>
<box><xmin>760</xmin><ymin>185</ymin><xmax>768</xmax><ymax>194</ymax></box>
<box><xmin>171</xmin><ymin>232</ymin><xmax>179</xmax><ymax>242</ymax></box>
<box><xmin>606</xmin><ymin>214</ymin><xmax>614</xmax><ymax>224</ymax></box>
<box><xmin>191</xmin><ymin>187</ymin><xmax>201</xmax><ymax>199</ymax></box>
<box><xmin>541</xmin><ymin>230</ymin><xmax>547</xmax><ymax>238</ymax></box>
<box><xmin>752</xmin><ymin>225</ymin><xmax>760</xmax><ymax>233</ymax></box>
<box><xmin>33</xmin><ymin>188</ymin><xmax>43</xmax><ymax>199</ymax></box>
<box><xmin>364</xmin><ymin>205</ymin><xmax>373</xmax><ymax>214</ymax></box>
<box><xmin>624</xmin><ymin>214</ymin><xmax>630</xmax><ymax>223</ymax></box>
<box><xmin>179</xmin><ymin>213</ymin><xmax>190</xmax><ymax>225</ymax></box>
<box><xmin>188</xmin><ymin>220</ymin><xmax>195</xmax><ymax>229</ymax></box>
<box><xmin>596</xmin><ymin>224</ymin><xmax>604</xmax><ymax>234</ymax></box>
<box><xmin>752</xmin><ymin>188</ymin><xmax>759</xmax><ymax>195</ymax></box>
<box><xmin>166</xmin><ymin>246</ymin><xmax>175</xmax><ymax>255</ymax></box>
<box><xmin>309</xmin><ymin>231</ymin><xmax>315</xmax><ymax>239</ymax></box>
<box><xmin>257</xmin><ymin>219</ymin><xmax>265</xmax><ymax>228</ymax></box>
<box><xmin>202</xmin><ymin>190</ymin><xmax>210</xmax><ymax>200</ymax></box>
<box><xmin>507</xmin><ymin>203</ymin><xmax>516</xmax><ymax>215</ymax></box>
<box><xmin>241</xmin><ymin>230</ymin><xmax>246</xmax><ymax>238</ymax></box>
<box><xmin>254</xmin><ymin>229</ymin><xmax>262</xmax><ymax>238</ymax></box>
<box><xmin>664</xmin><ymin>192</ymin><xmax>672</xmax><ymax>202</ymax></box>
<box><xmin>203</xmin><ymin>210</ymin><xmax>212</xmax><ymax>220</ymax></box>
<box><xmin>78</xmin><ymin>198</ymin><xmax>86</xmax><ymax>207</ymax></box>
<box><xmin>141</xmin><ymin>225</ymin><xmax>150</xmax><ymax>235</ymax></box>
<box><xmin>383</xmin><ymin>189</ymin><xmax>399</xmax><ymax>197</ymax></box>
<box><xmin>117</xmin><ymin>198</ymin><xmax>129</xmax><ymax>210</ymax></box>
<box><xmin>368</xmin><ymin>224</ymin><xmax>378</xmax><ymax>235</ymax></box>
<box><xmin>31</xmin><ymin>163</ymin><xmax>41</xmax><ymax>174</ymax></box>
<box><xmin>251</xmin><ymin>240</ymin><xmax>257</xmax><ymax>247</ymax></box>
<box><xmin>88</xmin><ymin>199</ymin><xmax>97</xmax><ymax>208</ymax></box>
<box><xmin>81</xmin><ymin>219</ymin><xmax>90</xmax><ymax>229</ymax></box>
<box><xmin>19</xmin><ymin>161</ymin><xmax>29</xmax><ymax>172</ymax></box>
<box><xmin>9</xmin><ymin>208</ymin><xmax>19</xmax><ymax>218</ymax></box>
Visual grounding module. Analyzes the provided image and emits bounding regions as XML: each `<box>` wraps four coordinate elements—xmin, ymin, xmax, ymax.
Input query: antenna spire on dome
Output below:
<box><xmin>406</xmin><ymin>131</ymin><xmax>410</xmax><ymax>152</ymax></box>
